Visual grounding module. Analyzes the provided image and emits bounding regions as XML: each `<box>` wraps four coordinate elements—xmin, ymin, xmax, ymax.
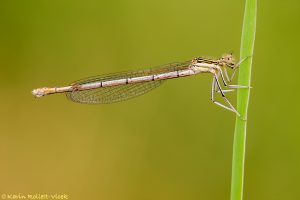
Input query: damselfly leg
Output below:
<box><xmin>230</xmin><ymin>55</ymin><xmax>252</xmax><ymax>82</ymax></box>
<box><xmin>211</xmin><ymin>75</ymin><xmax>240</xmax><ymax>116</ymax></box>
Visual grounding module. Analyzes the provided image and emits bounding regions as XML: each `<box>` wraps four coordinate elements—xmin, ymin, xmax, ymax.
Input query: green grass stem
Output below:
<box><xmin>230</xmin><ymin>0</ymin><xmax>257</xmax><ymax>200</ymax></box>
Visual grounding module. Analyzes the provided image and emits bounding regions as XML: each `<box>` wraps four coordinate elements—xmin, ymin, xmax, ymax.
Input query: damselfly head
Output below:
<box><xmin>220</xmin><ymin>54</ymin><xmax>235</xmax><ymax>68</ymax></box>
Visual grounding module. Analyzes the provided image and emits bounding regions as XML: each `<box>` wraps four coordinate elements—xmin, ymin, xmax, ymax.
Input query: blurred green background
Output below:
<box><xmin>1</xmin><ymin>0</ymin><xmax>299</xmax><ymax>199</ymax></box>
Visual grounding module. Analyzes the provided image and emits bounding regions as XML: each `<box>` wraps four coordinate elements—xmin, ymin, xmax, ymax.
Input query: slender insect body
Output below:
<box><xmin>74</xmin><ymin>68</ymin><xmax>199</xmax><ymax>92</ymax></box>
<box><xmin>102</xmin><ymin>79</ymin><xmax>126</xmax><ymax>87</ymax></box>
<box><xmin>191</xmin><ymin>62</ymin><xmax>222</xmax><ymax>75</ymax></box>
<box><xmin>177</xmin><ymin>68</ymin><xmax>196</xmax><ymax>77</ymax></box>
<box><xmin>32</xmin><ymin>53</ymin><xmax>246</xmax><ymax>115</ymax></box>
<box><xmin>129</xmin><ymin>75</ymin><xmax>153</xmax><ymax>83</ymax></box>
<box><xmin>55</xmin><ymin>86</ymin><xmax>73</xmax><ymax>93</ymax></box>
<box><xmin>153</xmin><ymin>71</ymin><xmax>178</xmax><ymax>80</ymax></box>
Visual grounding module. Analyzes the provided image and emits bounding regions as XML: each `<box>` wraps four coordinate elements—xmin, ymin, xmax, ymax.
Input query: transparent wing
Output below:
<box><xmin>66</xmin><ymin>80</ymin><xmax>163</xmax><ymax>104</ymax></box>
<box><xmin>66</xmin><ymin>61</ymin><xmax>191</xmax><ymax>104</ymax></box>
<box><xmin>71</xmin><ymin>61</ymin><xmax>190</xmax><ymax>85</ymax></box>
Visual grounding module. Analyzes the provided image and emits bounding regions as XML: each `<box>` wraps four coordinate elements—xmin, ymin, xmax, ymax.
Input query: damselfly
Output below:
<box><xmin>32</xmin><ymin>54</ymin><xmax>248</xmax><ymax>115</ymax></box>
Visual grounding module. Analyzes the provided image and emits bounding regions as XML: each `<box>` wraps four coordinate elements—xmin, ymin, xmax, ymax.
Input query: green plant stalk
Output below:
<box><xmin>230</xmin><ymin>0</ymin><xmax>256</xmax><ymax>200</ymax></box>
